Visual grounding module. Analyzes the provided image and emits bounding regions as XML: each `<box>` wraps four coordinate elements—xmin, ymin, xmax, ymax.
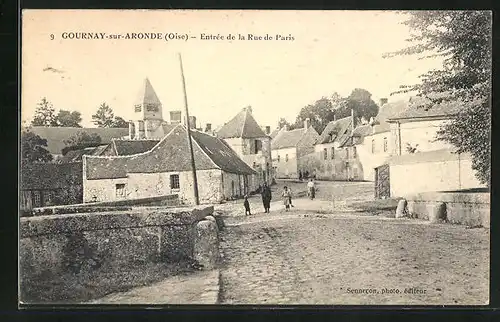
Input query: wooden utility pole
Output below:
<box><xmin>179</xmin><ymin>53</ymin><xmax>200</xmax><ymax>205</ymax></box>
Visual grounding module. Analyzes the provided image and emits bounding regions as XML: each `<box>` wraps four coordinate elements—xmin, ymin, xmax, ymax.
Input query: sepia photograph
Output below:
<box><xmin>19</xmin><ymin>10</ymin><xmax>491</xmax><ymax>306</ymax></box>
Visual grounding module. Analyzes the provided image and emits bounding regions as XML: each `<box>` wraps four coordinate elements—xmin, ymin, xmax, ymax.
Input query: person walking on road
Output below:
<box><xmin>282</xmin><ymin>186</ymin><xmax>291</xmax><ymax>211</ymax></box>
<box><xmin>261</xmin><ymin>183</ymin><xmax>272</xmax><ymax>213</ymax></box>
<box><xmin>243</xmin><ymin>195</ymin><xmax>251</xmax><ymax>216</ymax></box>
<box><xmin>307</xmin><ymin>178</ymin><xmax>316</xmax><ymax>200</ymax></box>
<box><xmin>288</xmin><ymin>187</ymin><xmax>294</xmax><ymax>207</ymax></box>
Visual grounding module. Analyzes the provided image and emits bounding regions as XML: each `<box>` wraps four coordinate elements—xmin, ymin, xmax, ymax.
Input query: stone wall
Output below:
<box><xmin>389</xmin><ymin>150</ymin><xmax>484</xmax><ymax>197</ymax></box>
<box><xmin>405</xmin><ymin>192</ymin><xmax>490</xmax><ymax>227</ymax></box>
<box><xmin>20</xmin><ymin>205</ymin><xmax>214</xmax><ymax>303</ymax></box>
<box><xmin>272</xmin><ymin>147</ymin><xmax>298</xmax><ymax>178</ymax></box>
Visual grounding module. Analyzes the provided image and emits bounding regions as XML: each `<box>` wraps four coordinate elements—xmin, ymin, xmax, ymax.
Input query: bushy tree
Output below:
<box><xmin>55</xmin><ymin>110</ymin><xmax>82</xmax><ymax>127</ymax></box>
<box><xmin>31</xmin><ymin>97</ymin><xmax>57</xmax><ymax>127</ymax></box>
<box><xmin>92</xmin><ymin>103</ymin><xmax>115</xmax><ymax>128</ymax></box>
<box><xmin>385</xmin><ymin>11</ymin><xmax>492</xmax><ymax>186</ymax></box>
<box><xmin>277</xmin><ymin>118</ymin><xmax>291</xmax><ymax>130</ymax></box>
<box><xmin>62</xmin><ymin>131</ymin><xmax>102</xmax><ymax>155</ymax></box>
<box><xmin>111</xmin><ymin>116</ymin><xmax>129</xmax><ymax>128</ymax></box>
<box><xmin>335</xmin><ymin>88</ymin><xmax>379</xmax><ymax>122</ymax></box>
<box><xmin>21</xmin><ymin>130</ymin><xmax>53</xmax><ymax>164</ymax></box>
<box><xmin>294</xmin><ymin>97</ymin><xmax>335</xmax><ymax>134</ymax></box>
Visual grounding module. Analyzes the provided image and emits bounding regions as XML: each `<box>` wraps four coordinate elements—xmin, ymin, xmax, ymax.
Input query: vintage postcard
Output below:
<box><xmin>20</xmin><ymin>10</ymin><xmax>491</xmax><ymax>306</ymax></box>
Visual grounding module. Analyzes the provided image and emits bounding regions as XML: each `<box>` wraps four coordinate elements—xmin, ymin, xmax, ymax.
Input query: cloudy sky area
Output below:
<box><xmin>22</xmin><ymin>10</ymin><xmax>444</xmax><ymax>129</ymax></box>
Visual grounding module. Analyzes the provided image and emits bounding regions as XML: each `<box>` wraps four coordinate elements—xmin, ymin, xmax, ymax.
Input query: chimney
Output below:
<box><xmin>380</xmin><ymin>98</ymin><xmax>388</xmax><ymax>106</ymax></box>
<box><xmin>265</xmin><ymin>126</ymin><xmax>271</xmax><ymax>135</ymax></box>
<box><xmin>205</xmin><ymin>123</ymin><xmax>212</xmax><ymax>132</ymax></box>
<box><xmin>333</xmin><ymin>114</ymin><xmax>336</xmax><ymax>121</ymax></box>
<box><xmin>304</xmin><ymin>118</ymin><xmax>311</xmax><ymax>131</ymax></box>
<box><xmin>284</xmin><ymin>124</ymin><xmax>289</xmax><ymax>131</ymax></box>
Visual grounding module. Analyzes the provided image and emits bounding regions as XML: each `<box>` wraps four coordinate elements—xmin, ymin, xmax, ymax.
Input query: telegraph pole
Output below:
<box><xmin>179</xmin><ymin>53</ymin><xmax>200</xmax><ymax>205</ymax></box>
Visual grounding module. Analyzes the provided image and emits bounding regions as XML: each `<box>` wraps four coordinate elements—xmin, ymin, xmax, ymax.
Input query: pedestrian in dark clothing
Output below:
<box><xmin>244</xmin><ymin>195</ymin><xmax>251</xmax><ymax>216</ymax></box>
<box><xmin>261</xmin><ymin>183</ymin><xmax>272</xmax><ymax>213</ymax></box>
<box><xmin>299</xmin><ymin>170</ymin><xmax>303</xmax><ymax>181</ymax></box>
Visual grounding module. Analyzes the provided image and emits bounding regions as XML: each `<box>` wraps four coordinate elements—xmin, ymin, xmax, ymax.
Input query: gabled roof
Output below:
<box><xmin>388</xmin><ymin>96</ymin><xmax>460</xmax><ymax>121</ymax></box>
<box><xmin>135</xmin><ymin>78</ymin><xmax>162</xmax><ymax>106</ymax></box>
<box><xmin>21</xmin><ymin>162</ymin><xmax>82</xmax><ymax>190</ymax></box>
<box><xmin>190</xmin><ymin>130</ymin><xmax>256</xmax><ymax>175</ymax></box>
<box><xmin>28</xmin><ymin>127</ymin><xmax>129</xmax><ymax>155</ymax></box>
<box><xmin>271</xmin><ymin>127</ymin><xmax>313</xmax><ymax>150</ymax></box>
<box><xmin>85</xmin><ymin>125</ymin><xmax>256</xmax><ymax>180</ymax></box>
<box><xmin>112</xmin><ymin>139</ymin><xmax>160</xmax><ymax>156</ymax></box>
<box><xmin>316</xmin><ymin>116</ymin><xmax>353</xmax><ymax>145</ymax></box>
<box><xmin>270</xmin><ymin>128</ymin><xmax>280</xmax><ymax>139</ymax></box>
<box><xmin>59</xmin><ymin>145</ymin><xmax>109</xmax><ymax>163</ymax></box>
<box><xmin>372</xmin><ymin>100</ymin><xmax>408</xmax><ymax>134</ymax></box>
<box><xmin>216</xmin><ymin>107</ymin><xmax>267</xmax><ymax>139</ymax></box>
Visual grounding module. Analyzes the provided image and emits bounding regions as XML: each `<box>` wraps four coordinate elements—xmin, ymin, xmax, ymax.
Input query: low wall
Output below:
<box><xmin>20</xmin><ymin>205</ymin><xmax>213</xmax><ymax>303</ymax></box>
<box><xmin>28</xmin><ymin>194</ymin><xmax>180</xmax><ymax>217</ymax></box>
<box><xmin>405</xmin><ymin>192</ymin><xmax>490</xmax><ymax>227</ymax></box>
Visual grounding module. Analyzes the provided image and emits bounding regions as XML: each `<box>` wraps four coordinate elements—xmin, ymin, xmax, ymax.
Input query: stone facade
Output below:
<box><xmin>272</xmin><ymin>147</ymin><xmax>298</xmax><ymax>178</ymax></box>
<box><xmin>309</xmin><ymin>142</ymin><xmax>364</xmax><ymax>181</ymax></box>
<box><xmin>84</xmin><ymin>169</ymin><xmax>258</xmax><ymax>205</ymax></box>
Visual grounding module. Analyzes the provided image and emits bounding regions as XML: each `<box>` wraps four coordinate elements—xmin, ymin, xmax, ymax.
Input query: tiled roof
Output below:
<box><xmin>191</xmin><ymin>130</ymin><xmax>256</xmax><ymax>175</ymax></box>
<box><xmin>316</xmin><ymin>117</ymin><xmax>353</xmax><ymax>145</ymax></box>
<box><xmin>216</xmin><ymin>107</ymin><xmax>267</xmax><ymax>139</ymax></box>
<box><xmin>135</xmin><ymin>78</ymin><xmax>162</xmax><ymax>106</ymax></box>
<box><xmin>29</xmin><ymin>127</ymin><xmax>128</xmax><ymax>155</ymax></box>
<box><xmin>59</xmin><ymin>145</ymin><xmax>108</xmax><ymax>163</ymax></box>
<box><xmin>271</xmin><ymin>127</ymin><xmax>308</xmax><ymax>150</ymax></box>
<box><xmin>350</xmin><ymin>125</ymin><xmax>372</xmax><ymax>145</ymax></box>
<box><xmin>388</xmin><ymin>97</ymin><xmax>460</xmax><ymax>120</ymax></box>
<box><xmin>20</xmin><ymin>162</ymin><xmax>83</xmax><ymax>190</ymax></box>
<box><xmin>270</xmin><ymin>128</ymin><xmax>280</xmax><ymax>139</ymax></box>
<box><xmin>372</xmin><ymin>100</ymin><xmax>408</xmax><ymax>134</ymax></box>
<box><xmin>85</xmin><ymin>125</ymin><xmax>256</xmax><ymax>180</ymax></box>
<box><xmin>112</xmin><ymin>139</ymin><xmax>160</xmax><ymax>156</ymax></box>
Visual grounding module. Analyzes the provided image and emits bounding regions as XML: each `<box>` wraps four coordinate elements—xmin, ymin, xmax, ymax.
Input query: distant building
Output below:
<box><xmin>20</xmin><ymin>162</ymin><xmax>83</xmax><ymax>214</ymax></box>
<box><xmin>271</xmin><ymin>118</ymin><xmax>320</xmax><ymax>179</ymax></box>
<box><xmin>83</xmin><ymin>124</ymin><xmax>258</xmax><ymax>205</ymax></box>
<box><xmin>216</xmin><ymin>106</ymin><xmax>274</xmax><ymax>185</ymax></box>
<box><xmin>28</xmin><ymin>126</ymin><xmax>129</xmax><ymax>160</ymax></box>
<box><xmin>311</xmin><ymin>110</ymin><xmax>365</xmax><ymax>181</ymax></box>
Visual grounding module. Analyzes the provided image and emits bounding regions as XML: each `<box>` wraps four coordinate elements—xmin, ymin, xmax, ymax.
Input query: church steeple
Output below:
<box><xmin>130</xmin><ymin>77</ymin><xmax>165</xmax><ymax>140</ymax></box>
<box><xmin>133</xmin><ymin>78</ymin><xmax>163</xmax><ymax>121</ymax></box>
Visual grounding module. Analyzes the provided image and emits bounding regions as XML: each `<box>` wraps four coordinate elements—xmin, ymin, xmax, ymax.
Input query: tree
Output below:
<box><xmin>385</xmin><ymin>11</ymin><xmax>492</xmax><ymax>185</ymax></box>
<box><xmin>92</xmin><ymin>103</ymin><xmax>115</xmax><ymax>127</ymax></box>
<box><xmin>112</xmin><ymin>116</ymin><xmax>129</xmax><ymax>128</ymax></box>
<box><xmin>55</xmin><ymin>110</ymin><xmax>82</xmax><ymax>127</ymax></box>
<box><xmin>277</xmin><ymin>118</ymin><xmax>291</xmax><ymax>130</ymax></box>
<box><xmin>334</xmin><ymin>88</ymin><xmax>379</xmax><ymax>123</ymax></box>
<box><xmin>31</xmin><ymin>97</ymin><xmax>57</xmax><ymax>127</ymax></box>
<box><xmin>21</xmin><ymin>130</ymin><xmax>53</xmax><ymax>164</ymax></box>
<box><xmin>62</xmin><ymin>131</ymin><xmax>102</xmax><ymax>155</ymax></box>
<box><xmin>293</xmin><ymin>97</ymin><xmax>336</xmax><ymax>134</ymax></box>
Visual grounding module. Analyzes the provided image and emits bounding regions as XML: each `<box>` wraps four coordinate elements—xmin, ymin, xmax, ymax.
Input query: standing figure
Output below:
<box><xmin>307</xmin><ymin>178</ymin><xmax>316</xmax><ymax>200</ymax></box>
<box><xmin>299</xmin><ymin>170</ymin><xmax>303</xmax><ymax>181</ymax></box>
<box><xmin>288</xmin><ymin>187</ymin><xmax>294</xmax><ymax>207</ymax></box>
<box><xmin>261</xmin><ymin>183</ymin><xmax>272</xmax><ymax>213</ymax></box>
<box><xmin>243</xmin><ymin>195</ymin><xmax>251</xmax><ymax>216</ymax></box>
<box><xmin>282</xmin><ymin>186</ymin><xmax>291</xmax><ymax>211</ymax></box>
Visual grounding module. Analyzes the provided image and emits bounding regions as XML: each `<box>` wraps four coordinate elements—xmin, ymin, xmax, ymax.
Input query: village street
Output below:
<box><xmin>216</xmin><ymin>180</ymin><xmax>490</xmax><ymax>305</ymax></box>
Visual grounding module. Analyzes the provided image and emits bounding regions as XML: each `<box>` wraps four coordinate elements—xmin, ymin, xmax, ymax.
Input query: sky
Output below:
<box><xmin>22</xmin><ymin>10</ymin><xmax>444</xmax><ymax>129</ymax></box>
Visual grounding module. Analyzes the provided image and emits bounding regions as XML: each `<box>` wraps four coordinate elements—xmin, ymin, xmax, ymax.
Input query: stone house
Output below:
<box><xmin>20</xmin><ymin>162</ymin><xmax>83</xmax><ymax>214</ymax></box>
<box><xmin>216</xmin><ymin>106</ymin><xmax>273</xmax><ymax>185</ymax></box>
<box><xmin>309</xmin><ymin>110</ymin><xmax>365</xmax><ymax>181</ymax></box>
<box><xmin>271</xmin><ymin>119</ymin><xmax>320</xmax><ymax>179</ymax></box>
<box><xmin>83</xmin><ymin>124</ymin><xmax>258</xmax><ymax>205</ymax></box>
<box><xmin>385</xmin><ymin>99</ymin><xmax>485</xmax><ymax>196</ymax></box>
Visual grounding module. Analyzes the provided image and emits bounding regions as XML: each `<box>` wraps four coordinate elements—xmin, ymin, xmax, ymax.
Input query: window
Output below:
<box><xmin>285</xmin><ymin>154</ymin><xmax>289</xmax><ymax>162</ymax></box>
<box><xmin>253</xmin><ymin>162</ymin><xmax>257</xmax><ymax>168</ymax></box>
<box><xmin>383</xmin><ymin>137</ymin><xmax>388</xmax><ymax>152</ymax></box>
<box><xmin>277</xmin><ymin>155</ymin><xmax>281</xmax><ymax>162</ymax></box>
<box><xmin>44</xmin><ymin>190</ymin><xmax>52</xmax><ymax>205</ymax></box>
<box><xmin>146</xmin><ymin>104</ymin><xmax>159</xmax><ymax>112</ymax></box>
<box><xmin>346</xmin><ymin>148</ymin><xmax>350</xmax><ymax>159</ymax></box>
<box><xmin>353</xmin><ymin>146</ymin><xmax>357</xmax><ymax>158</ymax></box>
<box><xmin>323</xmin><ymin>148</ymin><xmax>328</xmax><ymax>160</ymax></box>
<box><xmin>331</xmin><ymin>147</ymin><xmax>335</xmax><ymax>159</ymax></box>
<box><xmin>371</xmin><ymin>139</ymin><xmax>375</xmax><ymax>154</ymax></box>
<box><xmin>170</xmin><ymin>174</ymin><xmax>180</xmax><ymax>190</ymax></box>
<box><xmin>134</xmin><ymin>104</ymin><xmax>142</xmax><ymax>112</ymax></box>
<box><xmin>254</xmin><ymin>140</ymin><xmax>262</xmax><ymax>154</ymax></box>
<box><xmin>33</xmin><ymin>191</ymin><xmax>41</xmax><ymax>207</ymax></box>
<box><xmin>116</xmin><ymin>184</ymin><xmax>126</xmax><ymax>198</ymax></box>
